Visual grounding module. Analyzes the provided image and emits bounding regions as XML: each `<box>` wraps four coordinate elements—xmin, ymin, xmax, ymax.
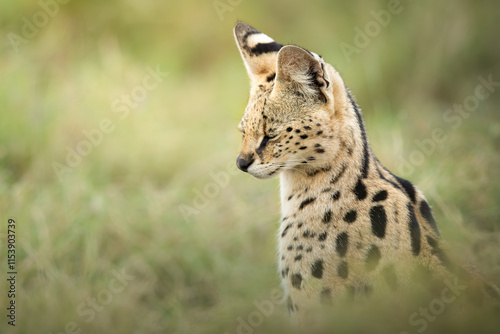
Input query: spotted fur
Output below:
<box><xmin>233</xmin><ymin>22</ymin><xmax>500</xmax><ymax>320</ymax></box>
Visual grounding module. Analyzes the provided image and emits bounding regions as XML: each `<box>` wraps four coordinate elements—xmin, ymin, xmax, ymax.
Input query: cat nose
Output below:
<box><xmin>236</xmin><ymin>154</ymin><xmax>255</xmax><ymax>172</ymax></box>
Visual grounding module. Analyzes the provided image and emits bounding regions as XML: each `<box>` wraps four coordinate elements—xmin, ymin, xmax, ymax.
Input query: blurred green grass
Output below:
<box><xmin>0</xmin><ymin>0</ymin><xmax>499</xmax><ymax>333</ymax></box>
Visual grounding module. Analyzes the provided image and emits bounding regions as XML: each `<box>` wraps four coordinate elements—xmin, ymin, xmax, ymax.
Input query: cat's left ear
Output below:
<box><xmin>272</xmin><ymin>45</ymin><xmax>331</xmax><ymax>102</ymax></box>
<box><xmin>233</xmin><ymin>22</ymin><xmax>283</xmax><ymax>84</ymax></box>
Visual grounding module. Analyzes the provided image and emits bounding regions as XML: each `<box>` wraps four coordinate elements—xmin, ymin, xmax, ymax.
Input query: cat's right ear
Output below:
<box><xmin>233</xmin><ymin>22</ymin><xmax>283</xmax><ymax>85</ymax></box>
<box><xmin>273</xmin><ymin>45</ymin><xmax>332</xmax><ymax>103</ymax></box>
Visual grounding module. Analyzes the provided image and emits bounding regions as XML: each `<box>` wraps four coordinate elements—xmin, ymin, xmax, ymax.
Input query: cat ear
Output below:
<box><xmin>272</xmin><ymin>45</ymin><xmax>331</xmax><ymax>102</ymax></box>
<box><xmin>233</xmin><ymin>22</ymin><xmax>283</xmax><ymax>84</ymax></box>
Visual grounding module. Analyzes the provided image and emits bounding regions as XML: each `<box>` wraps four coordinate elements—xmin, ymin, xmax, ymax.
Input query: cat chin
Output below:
<box><xmin>248</xmin><ymin>168</ymin><xmax>280</xmax><ymax>180</ymax></box>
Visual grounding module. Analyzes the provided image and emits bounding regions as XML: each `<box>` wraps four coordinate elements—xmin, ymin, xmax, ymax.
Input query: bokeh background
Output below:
<box><xmin>1</xmin><ymin>0</ymin><xmax>499</xmax><ymax>333</ymax></box>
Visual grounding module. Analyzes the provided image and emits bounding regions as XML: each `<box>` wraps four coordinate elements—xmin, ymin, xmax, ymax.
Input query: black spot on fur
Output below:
<box><xmin>347</xmin><ymin>92</ymin><xmax>370</xmax><ymax>178</ymax></box>
<box><xmin>426</xmin><ymin>235</ymin><xmax>450</xmax><ymax>267</ymax></box>
<box><xmin>300</xmin><ymin>134</ymin><xmax>308</xmax><ymax>139</ymax></box>
<box><xmin>376</xmin><ymin>165</ymin><xmax>402</xmax><ymax>191</ymax></box>
<box><xmin>304</xmin><ymin>126</ymin><xmax>312</xmax><ymax>130</ymax></box>
<box><xmin>266</xmin><ymin>73</ymin><xmax>276</xmax><ymax>82</ymax></box>
<box><xmin>316</xmin><ymin>148</ymin><xmax>325</xmax><ymax>153</ymax></box>
<box><xmin>372</xmin><ymin>190</ymin><xmax>388</xmax><ymax>202</ymax></box>
<box><xmin>294</xmin><ymin>254</ymin><xmax>303</xmax><ymax>261</ymax></box>
<box><xmin>332</xmin><ymin>191</ymin><xmax>340</xmax><ymax>201</ymax></box>
<box><xmin>408</xmin><ymin>204</ymin><xmax>421</xmax><ymax>256</ymax></box>
<box><xmin>323</xmin><ymin>210</ymin><xmax>332</xmax><ymax>224</ymax></box>
<box><xmin>353</xmin><ymin>179</ymin><xmax>367</xmax><ymax>200</ymax></box>
<box><xmin>295</xmin><ymin>129</ymin><xmax>301</xmax><ymax>133</ymax></box>
<box><xmin>291</xmin><ymin>273</ymin><xmax>302</xmax><ymax>289</ymax></box>
<box><xmin>306</xmin><ymin>246</ymin><xmax>313</xmax><ymax>252</ymax></box>
<box><xmin>281</xmin><ymin>223</ymin><xmax>292</xmax><ymax>237</ymax></box>
<box><xmin>318</xmin><ymin>231</ymin><xmax>328</xmax><ymax>241</ymax></box>
<box><xmin>302</xmin><ymin>230</ymin><xmax>316</xmax><ymax>238</ymax></box>
<box><xmin>366</xmin><ymin>245</ymin><xmax>381</xmax><ymax>272</ymax></box>
<box><xmin>287</xmin><ymin>245</ymin><xmax>293</xmax><ymax>251</ymax></box>
<box><xmin>343</xmin><ymin>210</ymin><xmax>357</xmax><ymax>223</ymax></box>
<box><xmin>287</xmin><ymin>195</ymin><xmax>293</xmax><ymax>201</ymax></box>
<box><xmin>317</xmin><ymin>130</ymin><xmax>323</xmax><ymax>136</ymax></box>
<box><xmin>299</xmin><ymin>197</ymin><xmax>316</xmax><ymax>210</ymax></box>
<box><xmin>337</xmin><ymin>261</ymin><xmax>349</xmax><ymax>279</ymax></box>
<box><xmin>419</xmin><ymin>201</ymin><xmax>440</xmax><ymax>235</ymax></box>
<box><xmin>299</xmin><ymin>146</ymin><xmax>307</xmax><ymax>150</ymax></box>
<box><xmin>250</xmin><ymin>42</ymin><xmax>283</xmax><ymax>56</ymax></box>
<box><xmin>286</xmin><ymin>127</ymin><xmax>293</xmax><ymax>132</ymax></box>
<box><xmin>336</xmin><ymin>232</ymin><xmax>349</xmax><ymax>257</ymax></box>
<box><xmin>395</xmin><ymin>176</ymin><xmax>416</xmax><ymax>203</ymax></box>
<box><xmin>426</xmin><ymin>235</ymin><xmax>438</xmax><ymax>249</ymax></box>
<box><xmin>311</xmin><ymin>259</ymin><xmax>324</xmax><ymax>278</ymax></box>
<box><xmin>370</xmin><ymin>205</ymin><xmax>387</xmax><ymax>238</ymax></box>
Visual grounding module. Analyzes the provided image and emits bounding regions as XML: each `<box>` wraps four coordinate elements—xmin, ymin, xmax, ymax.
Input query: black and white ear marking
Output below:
<box><xmin>273</xmin><ymin>45</ymin><xmax>331</xmax><ymax>101</ymax></box>
<box><xmin>234</xmin><ymin>22</ymin><xmax>283</xmax><ymax>57</ymax></box>
<box><xmin>234</xmin><ymin>22</ymin><xmax>283</xmax><ymax>83</ymax></box>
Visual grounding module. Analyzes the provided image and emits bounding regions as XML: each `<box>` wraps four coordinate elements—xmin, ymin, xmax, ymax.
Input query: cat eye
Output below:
<box><xmin>264</xmin><ymin>134</ymin><xmax>277</xmax><ymax>140</ymax></box>
<box><xmin>256</xmin><ymin>134</ymin><xmax>275</xmax><ymax>156</ymax></box>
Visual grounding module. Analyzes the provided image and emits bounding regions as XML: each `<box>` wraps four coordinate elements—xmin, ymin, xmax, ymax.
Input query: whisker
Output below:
<box><xmin>272</xmin><ymin>161</ymin><xmax>323</xmax><ymax>167</ymax></box>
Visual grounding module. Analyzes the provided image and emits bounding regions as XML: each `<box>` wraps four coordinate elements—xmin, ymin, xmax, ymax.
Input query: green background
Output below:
<box><xmin>0</xmin><ymin>0</ymin><xmax>499</xmax><ymax>333</ymax></box>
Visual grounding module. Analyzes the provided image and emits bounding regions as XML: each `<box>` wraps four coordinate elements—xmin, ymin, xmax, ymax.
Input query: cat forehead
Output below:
<box><xmin>241</xmin><ymin>93</ymin><xmax>268</xmax><ymax>123</ymax></box>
